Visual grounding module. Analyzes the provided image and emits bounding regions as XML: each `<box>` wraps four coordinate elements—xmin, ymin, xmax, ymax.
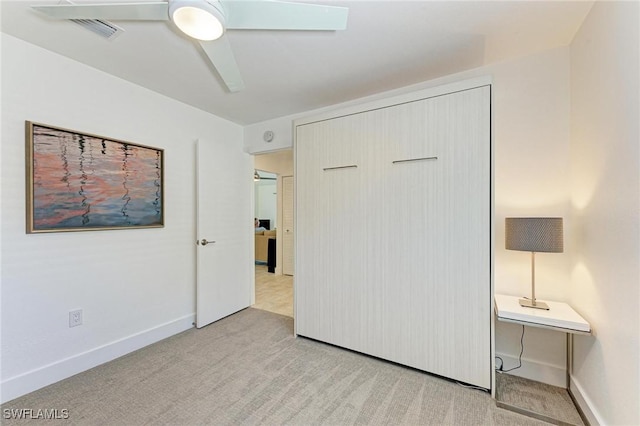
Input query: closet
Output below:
<box><xmin>294</xmin><ymin>82</ymin><xmax>492</xmax><ymax>389</ymax></box>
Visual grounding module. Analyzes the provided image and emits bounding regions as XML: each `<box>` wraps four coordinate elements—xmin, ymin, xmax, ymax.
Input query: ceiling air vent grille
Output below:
<box><xmin>70</xmin><ymin>18</ymin><xmax>124</xmax><ymax>40</ymax></box>
<box><xmin>59</xmin><ymin>0</ymin><xmax>124</xmax><ymax>40</ymax></box>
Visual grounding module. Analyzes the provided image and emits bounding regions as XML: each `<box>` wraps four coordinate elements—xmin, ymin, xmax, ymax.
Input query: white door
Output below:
<box><xmin>282</xmin><ymin>176</ymin><xmax>294</xmax><ymax>276</ymax></box>
<box><xmin>196</xmin><ymin>139</ymin><xmax>253</xmax><ymax>328</ymax></box>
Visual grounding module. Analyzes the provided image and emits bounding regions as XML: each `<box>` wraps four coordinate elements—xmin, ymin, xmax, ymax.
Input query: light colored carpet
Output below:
<box><xmin>496</xmin><ymin>373</ymin><xmax>584</xmax><ymax>425</ymax></box>
<box><xmin>2</xmin><ymin>308</ymin><xmax>551</xmax><ymax>425</ymax></box>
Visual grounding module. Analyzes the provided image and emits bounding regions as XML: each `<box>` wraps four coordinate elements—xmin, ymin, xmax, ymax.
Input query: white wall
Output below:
<box><xmin>246</xmin><ymin>47</ymin><xmax>573</xmax><ymax>386</ymax></box>
<box><xmin>490</xmin><ymin>49</ymin><xmax>572</xmax><ymax>387</ymax></box>
<box><xmin>246</xmin><ymin>122</ymin><xmax>297</xmax><ymax>154</ymax></box>
<box><xmin>254</xmin><ymin>150</ymin><xmax>294</xmax><ymax>176</ymax></box>
<box><xmin>569</xmin><ymin>1</ymin><xmax>639</xmax><ymax>424</ymax></box>
<box><xmin>0</xmin><ymin>34</ymin><xmax>250</xmax><ymax>403</ymax></box>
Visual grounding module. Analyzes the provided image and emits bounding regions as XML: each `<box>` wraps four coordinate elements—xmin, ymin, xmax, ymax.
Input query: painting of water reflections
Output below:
<box><xmin>26</xmin><ymin>121</ymin><xmax>164</xmax><ymax>233</ymax></box>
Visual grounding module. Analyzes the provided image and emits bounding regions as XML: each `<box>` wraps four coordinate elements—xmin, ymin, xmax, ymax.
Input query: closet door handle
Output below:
<box><xmin>323</xmin><ymin>165</ymin><xmax>358</xmax><ymax>171</ymax></box>
<box><xmin>392</xmin><ymin>156</ymin><xmax>438</xmax><ymax>164</ymax></box>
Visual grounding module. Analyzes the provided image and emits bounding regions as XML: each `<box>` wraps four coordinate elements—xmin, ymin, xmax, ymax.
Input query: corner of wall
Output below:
<box><xmin>568</xmin><ymin>1</ymin><xmax>640</xmax><ymax>424</ymax></box>
<box><xmin>570</xmin><ymin>376</ymin><xmax>604</xmax><ymax>426</ymax></box>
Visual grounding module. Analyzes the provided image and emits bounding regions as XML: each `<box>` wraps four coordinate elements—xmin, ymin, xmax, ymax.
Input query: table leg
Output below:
<box><xmin>566</xmin><ymin>332</ymin><xmax>571</xmax><ymax>388</ymax></box>
<box><xmin>496</xmin><ymin>331</ymin><xmax>586</xmax><ymax>426</ymax></box>
<box><xmin>566</xmin><ymin>333</ymin><xmax>591</xmax><ymax>425</ymax></box>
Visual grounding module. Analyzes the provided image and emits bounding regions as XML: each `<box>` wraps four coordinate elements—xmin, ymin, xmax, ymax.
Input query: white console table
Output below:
<box><xmin>494</xmin><ymin>294</ymin><xmax>591</xmax><ymax>424</ymax></box>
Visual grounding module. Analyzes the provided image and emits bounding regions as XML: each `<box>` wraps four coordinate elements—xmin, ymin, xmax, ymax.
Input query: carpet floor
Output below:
<box><xmin>495</xmin><ymin>373</ymin><xmax>584</xmax><ymax>425</ymax></box>
<box><xmin>3</xmin><ymin>308</ymin><xmax>553</xmax><ymax>425</ymax></box>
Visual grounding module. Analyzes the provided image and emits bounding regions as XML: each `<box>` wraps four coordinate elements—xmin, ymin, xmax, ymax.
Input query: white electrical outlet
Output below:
<box><xmin>69</xmin><ymin>309</ymin><xmax>83</xmax><ymax>327</ymax></box>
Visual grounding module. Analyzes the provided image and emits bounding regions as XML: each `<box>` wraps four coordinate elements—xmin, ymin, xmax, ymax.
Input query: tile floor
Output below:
<box><xmin>252</xmin><ymin>264</ymin><xmax>293</xmax><ymax>317</ymax></box>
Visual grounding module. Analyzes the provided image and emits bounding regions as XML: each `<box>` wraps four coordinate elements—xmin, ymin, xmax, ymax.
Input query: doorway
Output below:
<box><xmin>252</xmin><ymin>149</ymin><xmax>294</xmax><ymax>318</ymax></box>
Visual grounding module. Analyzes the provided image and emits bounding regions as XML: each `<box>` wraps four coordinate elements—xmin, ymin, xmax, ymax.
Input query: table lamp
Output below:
<box><xmin>505</xmin><ymin>217</ymin><xmax>564</xmax><ymax>310</ymax></box>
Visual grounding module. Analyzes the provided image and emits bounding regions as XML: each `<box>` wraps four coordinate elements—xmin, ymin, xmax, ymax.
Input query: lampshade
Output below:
<box><xmin>505</xmin><ymin>217</ymin><xmax>563</xmax><ymax>253</ymax></box>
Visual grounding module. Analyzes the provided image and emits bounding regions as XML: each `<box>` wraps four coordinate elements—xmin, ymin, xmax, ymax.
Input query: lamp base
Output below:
<box><xmin>519</xmin><ymin>298</ymin><xmax>549</xmax><ymax>310</ymax></box>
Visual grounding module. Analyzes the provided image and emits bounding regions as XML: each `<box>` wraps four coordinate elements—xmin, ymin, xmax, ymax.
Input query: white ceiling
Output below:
<box><xmin>1</xmin><ymin>0</ymin><xmax>593</xmax><ymax>125</ymax></box>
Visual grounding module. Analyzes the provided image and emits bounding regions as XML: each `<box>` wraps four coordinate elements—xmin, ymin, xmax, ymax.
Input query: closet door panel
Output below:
<box><xmin>382</xmin><ymin>87</ymin><xmax>491</xmax><ymax>387</ymax></box>
<box><xmin>296</xmin><ymin>85</ymin><xmax>491</xmax><ymax>389</ymax></box>
<box><xmin>296</xmin><ymin>112</ymin><xmax>381</xmax><ymax>349</ymax></box>
<box><xmin>377</xmin><ymin>100</ymin><xmax>443</xmax><ymax>368</ymax></box>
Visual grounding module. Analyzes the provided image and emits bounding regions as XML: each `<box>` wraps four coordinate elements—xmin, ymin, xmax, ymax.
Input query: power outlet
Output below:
<box><xmin>69</xmin><ymin>309</ymin><xmax>83</xmax><ymax>327</ymax></box>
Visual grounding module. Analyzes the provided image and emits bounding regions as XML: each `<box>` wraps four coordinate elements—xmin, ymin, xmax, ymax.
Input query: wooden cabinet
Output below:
<box><xmin>295</xmin><ymin>83</ymin><xmax>492</xmax><ymax>389</ymax></box>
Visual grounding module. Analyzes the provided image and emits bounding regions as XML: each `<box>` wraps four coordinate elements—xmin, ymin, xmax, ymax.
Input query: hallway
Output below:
<box><xmin>252</xmin><ymin>265</ymin><xmax>293</xmax><ymax>317</ymax></box>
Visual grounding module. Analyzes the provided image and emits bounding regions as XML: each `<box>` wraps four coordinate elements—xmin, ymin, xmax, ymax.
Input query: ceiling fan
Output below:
<box><xmin>32</xmin><ymin>0</ymin><xmax>349</xmax><ymax>92</ymax></box>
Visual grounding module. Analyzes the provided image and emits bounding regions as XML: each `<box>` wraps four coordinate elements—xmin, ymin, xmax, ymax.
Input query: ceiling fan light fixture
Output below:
<box><xmin>170</xmin><ymin>0</ymin><xmax>225</xmax><ymax>41</ymax></box>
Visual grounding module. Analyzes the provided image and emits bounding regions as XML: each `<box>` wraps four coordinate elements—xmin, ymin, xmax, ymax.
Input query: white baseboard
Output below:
<box><xmin>569</xmin><ymin>376</ymin><xmax>604</xmax><ymax>426</ymax></box>
<box><xmin>1</xmin><ymin>314</ymin><xmax>195</xmax><ymax>404</ymax></box>
<box><xmin>495</xmin><ymin>352</ymin><xmax>566</xmax><ymax>387</ymax></box>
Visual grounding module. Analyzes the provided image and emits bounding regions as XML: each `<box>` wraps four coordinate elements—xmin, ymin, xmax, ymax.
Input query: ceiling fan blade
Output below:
<box><xmin>199</xmin><ymin>36</ymin><xmax>246</xmax><ymax>93</ymax></box>
<box><xmin>32</xmin><ymin>2</ymin><xmax>169</xmax><ymax>21</ymax></box>
<box><xmin>223</xmin><ymin>1</ymin><xmax>348</xmax><ymax>31</ymax></box>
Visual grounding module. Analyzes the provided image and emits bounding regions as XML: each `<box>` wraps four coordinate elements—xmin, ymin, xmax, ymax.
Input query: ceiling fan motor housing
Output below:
<box><xmin>169</xmin><ymin>0</ymin><xmax>226</xmax><ymax>41</ymax></box>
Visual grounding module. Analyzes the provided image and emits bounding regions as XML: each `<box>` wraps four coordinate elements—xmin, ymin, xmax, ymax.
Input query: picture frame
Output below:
<box><xmin>25</xmin><ymin>121</ymin><xmax>164</xmax><ymax>233</ymax></box>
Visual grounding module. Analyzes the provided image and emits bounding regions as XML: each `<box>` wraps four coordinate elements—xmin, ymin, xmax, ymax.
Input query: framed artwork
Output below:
<box><xmin>25</xmin><ymin>121</ymin><xmax>164</xmax><ymax>233</ymax></box>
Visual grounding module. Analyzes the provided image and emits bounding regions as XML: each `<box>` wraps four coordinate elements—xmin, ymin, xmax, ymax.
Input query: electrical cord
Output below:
<box><xmin>496</xmin><ymin>325</ymin><xmax>525</xmax><ymax>373</ymax></box>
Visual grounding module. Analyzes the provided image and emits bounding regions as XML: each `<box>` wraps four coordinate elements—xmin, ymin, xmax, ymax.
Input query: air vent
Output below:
<box><xmin>70</xmin><ymin>18</ymin><xmax>124</xmax><ymax>40</ymax></box>
<box><xmin>61</xmin><ymin>0</ymin><xmax>124</xmax><ymax>40</ymax></box>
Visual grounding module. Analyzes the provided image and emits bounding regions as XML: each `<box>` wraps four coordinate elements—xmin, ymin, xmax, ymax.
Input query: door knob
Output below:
<box><xmin>200</xmin><ymin>239</ymin><xmax>215</xmax><ymax>246</ymax></box>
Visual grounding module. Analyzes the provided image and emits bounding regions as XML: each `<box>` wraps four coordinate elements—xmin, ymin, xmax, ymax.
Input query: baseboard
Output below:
<box><xmin>569</xmin><ymin>376</ymin><xmax>603</xmax><ymax>426</ymax></box>
<box><xmin>1</xmin><ymin>314</ymin><xmax>195</xmax><ymax>404</ymax></box>
<box><xmin>495</xmin><ymin>352</ymin><xmax>566</xmax><ymax>388</ymax></box>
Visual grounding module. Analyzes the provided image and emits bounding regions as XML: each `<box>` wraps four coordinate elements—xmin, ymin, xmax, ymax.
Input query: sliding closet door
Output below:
<box><xmin>296</xmin><ymin>85</ymin><xmax>491</xmax><ymax>388</ymax></box>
